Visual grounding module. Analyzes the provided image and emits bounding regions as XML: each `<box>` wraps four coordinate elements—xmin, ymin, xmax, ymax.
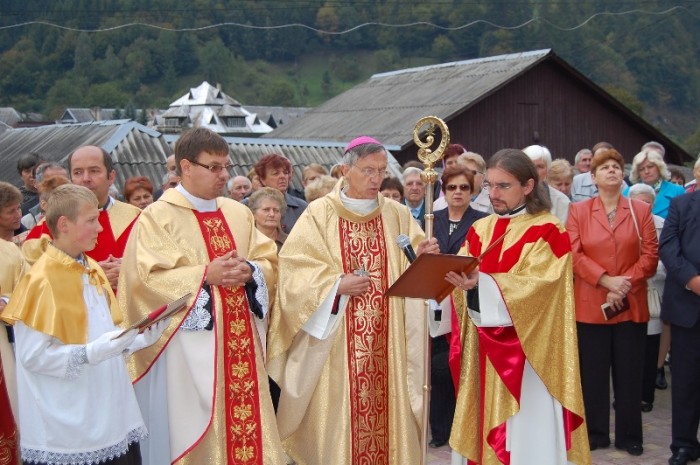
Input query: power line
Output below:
<box><xmin>0</xmin><ymin>5</ymin><xmax>697</xmax><ymax>35</ymax></box>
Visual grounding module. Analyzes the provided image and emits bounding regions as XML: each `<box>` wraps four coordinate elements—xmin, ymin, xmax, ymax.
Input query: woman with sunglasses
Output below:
<box><xmin>429</xmin><ymin>166</ymin><xmax>488</xmax><ymax>448</ymax></box>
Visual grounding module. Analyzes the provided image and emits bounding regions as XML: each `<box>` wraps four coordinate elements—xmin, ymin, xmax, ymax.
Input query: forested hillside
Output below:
<box><xmin>1</xmin><ymin>1</ymin><xmax>699</xmax><ymax>155</ymax></box>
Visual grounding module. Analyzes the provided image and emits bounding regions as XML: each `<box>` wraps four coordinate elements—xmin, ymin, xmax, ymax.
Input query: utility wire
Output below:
<box><xmin>0</xmin><ymin>5</ymin><xmax>697</xmax><ymax>34</ymax></box>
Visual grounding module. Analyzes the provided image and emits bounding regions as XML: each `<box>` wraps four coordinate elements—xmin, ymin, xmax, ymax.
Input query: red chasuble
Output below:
<box><xmin>0</xmin><ymin>360</ymin><xmax>18</xmax><ymax>465</ymax></box>
<box><xmin>451</xmin><ymin>216</ymin><xmax>584</xmax><ymax>464</ymax></box>
<box><xmin>338</xmin><ymin>216</ymin><xmax>390</xmax><ymax>465</ymax></box>
<box><xmin>25</xmin><ymin>209</ymin><xmax>138</xmax><ymax>261</ymax></box>
<box><xmin>193</xmin><ymin>210</ymin><xmax>264</xmax><ymax>465</ymax></box>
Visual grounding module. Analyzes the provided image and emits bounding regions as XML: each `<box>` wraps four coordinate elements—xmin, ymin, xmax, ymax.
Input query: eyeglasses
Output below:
<box><xmin>354</xmin><ymin>165</ymin><xmax>389</xmax><ymax>179</ymax></box>
<box><xmin>190</xmin><ymin>159</ymin><xmax>235</xmax><ymax>174</ymax></box>
<box><xmin>445</xmin><ymin>184</ymin><xmax>471</xmax><ymax>192</ymax></box>
<box><xmin>482</xmin><ymin>181</ymin><xmax>514</xmax><ymax>191</ymax></box>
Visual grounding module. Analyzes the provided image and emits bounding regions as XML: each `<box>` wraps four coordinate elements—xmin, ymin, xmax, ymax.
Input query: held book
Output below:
<box><xmin>386</xmin><ymin>253</ymin><xmax>480</xmax><ymax>302</ymax></box>
<box><xmin>114</xmin><ymin>293</ymin><xmax>192</xmax><ymax>339</ymax></box>
<box><xmin>386</xmin><ymin>229</ymin><xmax>508</xmax><ymax>302</ymax></box>
<box><xmin>600</xmin><ymin>297</ymin><xmax>630</xmax><ymax>321</ymax></box>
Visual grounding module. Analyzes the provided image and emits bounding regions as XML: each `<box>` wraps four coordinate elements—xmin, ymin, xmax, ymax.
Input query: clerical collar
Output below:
<box><xmin>339</xmin><ymin>188</ymin><xmax>378</xmax><ymax>215</ymax></box>
<box><xmin>498</xmin><ymin>203</ymin><xmax>527</xmax><ymax>218</ymax></box>
<box><xmin>100</xmin><ymin>196</ymin><xmax>114</xmax><ymax>211</ymax></box>
<box><xmin>176</xmin><ymin>184</ymin><xmax>217</xmax><ymax>212</ymax></box>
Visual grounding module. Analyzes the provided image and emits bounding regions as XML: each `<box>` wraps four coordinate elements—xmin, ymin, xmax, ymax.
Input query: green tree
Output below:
<box><xmin>321</xmin><ymin>70</ymin><xmax>332</xmax><ymax>97</ymax></box>
<box><xmin>73</xmin><ymin>33</ymin><xmax>95</xmax><ymax>80</ymax></box>
<box><xmin>432</xmin><ymin>35</ymin><xmax>456</xmax><ymax>62</ymax></box>
<box><xmin>85</xmin><ymin>82</ymin><xmax>129</xmax><ymax>108</ymax></box>
<box><xmin>262</xmin><ymin>79</ymin><xmax>298</xmax><ymax>106</ymax></box>
<box><xmin>198</xmin><ymin>38</ymin><xmax>234</xmax><ymax>84</ymax></box>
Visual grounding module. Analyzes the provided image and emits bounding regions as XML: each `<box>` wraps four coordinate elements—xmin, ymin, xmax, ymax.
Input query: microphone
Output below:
<box><xmin>396</xmin><ymin>234</ymin><xmax>417</xmax><ymax>263</ymax></box>
<box><xmin>396</xmin><ymin>234</ymin><xmax>441</xmax><ymax>321</ymax></box>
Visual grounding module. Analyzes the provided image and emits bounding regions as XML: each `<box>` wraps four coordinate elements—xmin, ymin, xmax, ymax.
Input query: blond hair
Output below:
<box><xmin>45</xmin><ymin>184</ymin><xmax>98</xmax><ymax>237</ymax></box>
<box><xmin>629</xmin><ymin>149</ymin><xmax>670</xmax><ymax>184</ymax></box>
<box><xmin>305</xmin><ymin>175</ymin><xmax>338</xmax><ymax>202</ymax></box>
<box><xmin>548</xmin><ymin>159</ymin><xmax>574</xmax><ymax>183</ymax></box>
<box><xmin>457</xmin><ymin>152</ymin><xmax>486</xmax><ymax>173</ymax></box>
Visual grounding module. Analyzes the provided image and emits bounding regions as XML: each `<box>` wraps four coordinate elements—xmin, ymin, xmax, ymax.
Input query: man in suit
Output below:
<box><xmin>659</xmin><ymin>190</ymin><xmax>700</xmax><ymax>465</ymax></box>
<box><xmin>403</xmin><ymin>167</ymin><xmax>426</xmax><ymax>230</ymax></box>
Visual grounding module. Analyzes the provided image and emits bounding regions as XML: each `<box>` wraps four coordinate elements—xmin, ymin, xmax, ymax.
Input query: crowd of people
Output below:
<box><xmin>0</xmin><ymin>130</ymin><xmax>699</xmax><ymax>465</ymax></box>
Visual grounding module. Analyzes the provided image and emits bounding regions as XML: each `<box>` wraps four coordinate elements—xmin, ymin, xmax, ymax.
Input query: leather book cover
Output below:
<box><xmin>600</xmin><ymin>297</ymin><xmax>630</xmax><ymax>320</ymax></box>
<box><xmin>386</xmin><ymin>254</ymin><xmax>479</xmax><ymax>302</ymax></box>
<box><xmin>113</xmin><ymin>292</ymin><xmax>192</xmax><ymax>339</ymax></box>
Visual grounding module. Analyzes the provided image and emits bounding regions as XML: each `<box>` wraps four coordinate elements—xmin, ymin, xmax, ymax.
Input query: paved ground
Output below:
<box><xmin>428</xmin><ymin>371</ymin><xmax>674</xmax><ymax>465</ymax></box>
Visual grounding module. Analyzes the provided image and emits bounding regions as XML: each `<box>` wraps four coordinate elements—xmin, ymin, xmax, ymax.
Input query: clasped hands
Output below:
<box><xmin>206</xmin><ymin>250</ymin><xmax>252</xmax><ymax>288</ymax></box>
<box><xmin>600</xmin><ymin>274</ymin><xmax>632</xmax><ymax>311</ymax></box>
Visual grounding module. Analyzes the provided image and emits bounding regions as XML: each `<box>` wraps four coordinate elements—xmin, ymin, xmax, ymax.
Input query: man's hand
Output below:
<box><xmin>99</xmin><ymin>255</ymin><xmax>122</xmax><ymax>288</ymax></box>
<box><xmin>687</xmin><ymin>275</ymin><xmax>700</xmax><ymax>296</ymax></box>
<box><xmin>416</xmin><ymin>237</ymin><xmax>440</xmax><ymax>256</ymax></box>
<box><xmin>206</xmin><ymin>251</ymin><xmax>253</xmax><ymax>288</ymax></box>
<box><xmin>445</xmin><ymin>269</ymin><xmax>479</xmax><ymax>291</ymax></box>
<box><xmin>338</xmin><ymin>274</ymin><xmax>371</xmax><ymax>296</ymax></box>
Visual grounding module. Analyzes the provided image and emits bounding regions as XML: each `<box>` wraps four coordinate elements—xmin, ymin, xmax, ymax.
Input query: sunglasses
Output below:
<box><xmin>445</xmin><ymin>184</ymin><xmax>471</xmax><ymax>192</ymax></box>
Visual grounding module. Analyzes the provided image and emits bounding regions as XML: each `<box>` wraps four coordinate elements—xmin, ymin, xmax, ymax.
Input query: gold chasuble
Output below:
<box><xmin>268</xmin><ymin>184</ymin><xmax>426</xmax><ymax>465</ymax></box>
<box><xmin>0</xmin><ymin>238</ymin><xmax>25</xmax><ymax>465</ymax></box>
<box><xmin>449</xmin><ymin>212</ymin><xmax>589</xmax><ymax>465</ymax></box>
<box><xmin>118</xmin><ymin>189</ymin><xmax>285</xmax><ymax>465</ymax></box>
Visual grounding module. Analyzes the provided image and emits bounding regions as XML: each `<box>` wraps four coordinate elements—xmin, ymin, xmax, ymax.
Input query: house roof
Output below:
<box><xmin>161</xmin><ymin>82</ymin><xmax>272</xmax><ymax>135</ymax></box>
<box><xmin>0</xmin><ymin>107</ymin><xmax>23</xmax><ymax>127</ymax></box>
<box><xmin>0</xmin><ymin>120</ymin><xmax>171</xmax><ymax>190</ymax></box>
<box><xmin>161</xmin><ymin>135</ymin><xmax>404</xmax><ymax>192</ymax></box>
<box><xmin>264</xmin><ymin>49</ymin><xmax>690</xmax><ymax>162</ymax></box>
<box><xmin>170</xmin><ymin>81</ymin><xmax>241</xmax><ymax>107</ymax></box>
<box><xmin>245</xmin><ymin>105</ymin><xmax>311</xmax><ymax>128</ymax></box>
<box><xmin>265</xmin><ymin>50</ymin><xmax>551</xmax><ymax>146</ymax></box>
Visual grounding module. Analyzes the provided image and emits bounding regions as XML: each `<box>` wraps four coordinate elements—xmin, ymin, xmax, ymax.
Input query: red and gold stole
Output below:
<box><xmin>339</xmin><ymin>216</ymin><xmax>390</xmax><ymax>465</ymax></box>
<box><xmin>194</xmin><ymin>210</ymin><xmax>264</xmax><ymax>465</ymax></box>
<box><xmin>0</xmin><ymin>361</ymin><xmax>18</xmax><ymax>465</ymax></box>
<box><xmin>87</xmin><ymin>211</ymin><xmax>137</xmax><ymax>262</ymax></box>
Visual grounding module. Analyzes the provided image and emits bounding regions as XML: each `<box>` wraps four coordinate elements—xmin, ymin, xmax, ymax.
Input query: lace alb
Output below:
<box><xmin>181</xmin><ymin>286</ymin><xmax>211</xmax><ymax>331</ymax></box>
<box><xmin>21</xmin><ymin>426</ymin><xmax>147</xmax><ymax>465</ymax></box>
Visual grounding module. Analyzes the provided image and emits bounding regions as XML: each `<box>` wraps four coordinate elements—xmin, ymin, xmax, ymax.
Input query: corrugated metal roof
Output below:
<box><xmin>0</xmin><ymin>120</ymin><xmax>404</xmax><ymax>198</ymax></box>
<box><xmin>0</xmin><ymin>120</ymin><xmax>171</xmax><ymax>191</ymax></box>
<box><xmin>264</xmin><ymin>49</ymin><xmax>551</xmax><ymax>147</ymax></box>
<box><xmin>162</xmin><ymin>135</ymin><xmax>404</xmax><ymax>191</ymax></box>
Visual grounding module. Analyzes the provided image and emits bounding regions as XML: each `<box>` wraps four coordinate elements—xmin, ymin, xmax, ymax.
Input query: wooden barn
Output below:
<box><xmin>266</xmin><ymin>49</ymin><xmax>691</xmax><ymax>166</ymax></box>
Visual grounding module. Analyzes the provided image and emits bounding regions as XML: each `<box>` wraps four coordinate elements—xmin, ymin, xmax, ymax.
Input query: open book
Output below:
<box><xmin>386</xmin><ymin>229</ymin><xmax>508</xmax><ymax>301</ymax></box>
<box><xmin>114</xmin><ymin>293</ymin><xmax>192</xmax><ymax>339</ymax></box>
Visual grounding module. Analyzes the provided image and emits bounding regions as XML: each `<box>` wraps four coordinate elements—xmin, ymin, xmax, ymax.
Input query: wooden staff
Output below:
<box><xmin>413</xmin><ymin>116</ymin><xmax>450</xmax><ymax>465</ymax></box>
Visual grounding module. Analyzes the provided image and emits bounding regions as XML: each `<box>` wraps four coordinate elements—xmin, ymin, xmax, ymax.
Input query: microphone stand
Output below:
<box><xmin>413</xmin><ymin>116</ymin><xmax>449</xmax><ymax>465</ymax></box>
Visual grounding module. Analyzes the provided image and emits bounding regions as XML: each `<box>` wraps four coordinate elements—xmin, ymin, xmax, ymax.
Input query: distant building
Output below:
<box><xmin>266</xmin><ymin>49</ymin><xmax>692</xmax><ymax>166</ymax></box>
<box><xmin>56</xmin><ymin>108</ymin><xmax>146</xmax><ymax>125</ymax></box>
<box><xmin>0</xmin><ymin>120</ymin><xmax>171</xmax><ymax>191</ymax></box>
<box><xmin>244</xmin><ymin>106</ymin><xmax>310</xmax><ymax>129</ymax></box>
<box><xmin>154</xmin><ymin>81</ymin><xmax>273</xmax><ymax>137</ymax></box>
<box><xmin>0</xmin><ymin>107</ymin><xmax>48</xmax><ymax>130</ymax></box>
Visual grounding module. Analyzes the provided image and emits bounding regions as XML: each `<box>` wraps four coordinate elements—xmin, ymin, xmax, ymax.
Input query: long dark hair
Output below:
<box><xmin>488</xmin><ymin>149</ymin><xmax>551</xmax><ymax>214</ymax></box>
